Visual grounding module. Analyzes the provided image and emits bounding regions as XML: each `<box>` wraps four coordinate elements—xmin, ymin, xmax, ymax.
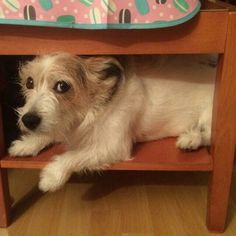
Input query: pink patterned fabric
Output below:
<box><xmin>0</xmin><ymin>0</ymin><xmax>200</xmax><ymax>28</ymax></box>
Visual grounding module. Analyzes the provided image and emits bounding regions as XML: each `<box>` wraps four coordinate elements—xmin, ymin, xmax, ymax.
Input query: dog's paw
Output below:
<box><xmin>8</xmin><ymin>140</ymin><xmax>39</xmax><ymax>157</ymax></box>
<box><xmin>176</xmin><ymin>131</ymin><xmax>202</xmax><ymax>150</ymax></box>
<box><xmin>39</xmin><ymin>159</ymin><xmax>70</xmax><ymax>192</ymax></box>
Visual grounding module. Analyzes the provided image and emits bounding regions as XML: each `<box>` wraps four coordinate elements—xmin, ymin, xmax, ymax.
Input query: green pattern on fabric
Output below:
<box><xmin>39</xmin><ymin>0</ymin><xmax>53</xmax><ymax>11</ymax></box>
<box><xmin>135</xmin><ymin>0</ymin><xmax>150</xmax><ymax>15</ymax></box>
<box><xmin>57</xmin><ymin>15</ymin><xmax>75</xmax><ymax>24</ymax></box>
<box><xmin>173</xmin><ymin>0</ymin><xmax>189</xmax><ymax>13</ymax></box>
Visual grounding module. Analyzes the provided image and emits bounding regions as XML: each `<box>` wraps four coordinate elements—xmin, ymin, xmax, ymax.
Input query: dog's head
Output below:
<box><xmin>17</xmin><ymin>52</ymin><xmax>124</xmax><ymax>135</ymax></box>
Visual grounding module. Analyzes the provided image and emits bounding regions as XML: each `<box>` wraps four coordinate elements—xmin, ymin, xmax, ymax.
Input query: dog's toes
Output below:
<box><xmin>8</xmin><ymin>140</ymin><xmax>38</xmax><ymax>157</ymax></box>
<box><xmin>8</xmin><ymin>140</ymin><xmax>24</xmax><ymax>156</ymax></box>
<box><xmin>38</xmin><ymin>174</ymin><xmax>60</xmax><ymax>192</ymax></box>
<box><xmin>39</xmin><ymin>160</ymin><xmax>69</xmax><ymax>192</ymax></box>
<box><xmin>176</xmin><ymin>131</ymin><xmax>202</xmax><ymax>151</ymax></box>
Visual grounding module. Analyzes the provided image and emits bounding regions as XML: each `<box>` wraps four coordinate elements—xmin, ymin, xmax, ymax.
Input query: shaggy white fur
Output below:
<box><xmin>8</xmin><ymin>53</ymin><xmax>216</xmax><ymax>192</ymax></box>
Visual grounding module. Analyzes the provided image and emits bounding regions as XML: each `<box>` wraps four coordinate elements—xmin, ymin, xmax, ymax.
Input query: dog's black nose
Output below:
<box><xmin>22</xmin><ymin>113</ymin><xmax>41</xmax><ymax>130</ymax></box>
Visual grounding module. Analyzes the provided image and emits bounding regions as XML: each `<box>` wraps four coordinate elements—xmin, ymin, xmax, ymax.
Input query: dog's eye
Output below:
<box><xmin>26</xmin><ymin>77</ymin><xmax>34</xmax><ymax>89</ymax></box>
<box><xmin>54</xmin><ymin>81</ymin><xmax>71</xmax><ymax>93</ymax></box>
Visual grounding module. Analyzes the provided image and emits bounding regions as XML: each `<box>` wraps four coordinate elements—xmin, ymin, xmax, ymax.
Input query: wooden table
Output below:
<box><xmin>0</xmin><ymin>0</ymin><xmax>235</xmax><ymax>232</ymax></box>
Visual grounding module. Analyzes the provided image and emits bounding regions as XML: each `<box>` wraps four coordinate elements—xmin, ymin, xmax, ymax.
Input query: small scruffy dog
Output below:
<box><xmin>8</xmin><ymin>53</ymin><xmax>216</xmax><ymax>192</ymax></box>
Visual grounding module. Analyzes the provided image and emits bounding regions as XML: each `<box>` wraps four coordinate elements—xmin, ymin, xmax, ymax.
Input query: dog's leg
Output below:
<box><xmin>39</xmin><ymin>131</ymin><xmax>132</xmax><ymax>192</ymax></box>
<box><xmin>39</xmin><ymin>144</ymin><xmax>132</xmax><ymax>192</ymax></box>
<box><xmin>8</xmin><ymin>134</ymin><xmax>53</xmax><ymax>157</ymax></box>
<box><xmin>38</xmin><ymin>151</ymin><xmax>77</xmax><ymax>192</ymax></box>
<box><xmin>198</xmin><ymin>107</ymin><xmax>212</xmax><ymax>146</ymax></box>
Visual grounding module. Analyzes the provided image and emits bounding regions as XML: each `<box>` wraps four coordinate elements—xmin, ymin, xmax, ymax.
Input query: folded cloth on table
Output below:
<box><xmin>0</xmin><ymin>0</ymin><xmax>201</xmax><ymax>29</ymax></box>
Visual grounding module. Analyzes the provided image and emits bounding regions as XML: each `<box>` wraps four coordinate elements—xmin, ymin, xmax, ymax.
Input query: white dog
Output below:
<box><xmin>8</xmin><ymin>53</ymin><xmax>216</xmax><ymax>192</ymax></box>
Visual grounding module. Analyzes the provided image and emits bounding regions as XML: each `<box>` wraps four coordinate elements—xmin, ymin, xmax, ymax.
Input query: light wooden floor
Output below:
<box><xmin>0</xmin><ymin>170</ymin><xmax>236</xmax><ymax>236</ymax></box>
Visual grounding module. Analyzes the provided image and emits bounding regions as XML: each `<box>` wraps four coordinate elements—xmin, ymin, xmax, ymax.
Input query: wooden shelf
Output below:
<box><xmin>0</xmin><ymin>138</ymin><xmax>212</xmax><ymax>171</ymax></box>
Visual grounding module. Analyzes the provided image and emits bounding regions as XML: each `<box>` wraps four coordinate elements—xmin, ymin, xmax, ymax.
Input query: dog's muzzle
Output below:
<box><xmin>21</xmin><ymin>112</ymin><xmax>41</xmax><ymax>130</ymax></box>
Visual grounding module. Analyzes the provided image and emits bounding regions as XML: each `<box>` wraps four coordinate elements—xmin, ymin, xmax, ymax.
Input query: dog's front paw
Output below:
<box><xmin>8</xmin><ymin>140</ymin><xmax>39</xmax><ymax>157</ymax></box>
<box><xmin>39</xmin><ymin>158</ymin><xmax>70</xmax><ymax>192</ymax></box>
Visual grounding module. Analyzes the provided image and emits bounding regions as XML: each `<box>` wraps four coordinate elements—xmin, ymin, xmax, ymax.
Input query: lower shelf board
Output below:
<box><xmin>0</xmin><ymin>138</ymin><xmax>213</xmax><ymax>171</ymax></box>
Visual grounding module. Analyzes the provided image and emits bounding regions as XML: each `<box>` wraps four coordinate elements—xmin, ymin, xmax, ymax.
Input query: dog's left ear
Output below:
<box><xmin>84</xmin><ymin>56</ymin><xmax>123</xmax><ymax>80</ymax></box>
<box><xmin>83</xmin><ymin>56</ymin><xmax>124</xmax><ymax>101</ymax></box>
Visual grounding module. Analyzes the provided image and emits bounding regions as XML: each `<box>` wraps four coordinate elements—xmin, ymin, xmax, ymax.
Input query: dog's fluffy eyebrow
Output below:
<box><xmin>49</xmin><ymin>54</ymin><xmax>87</xmax><ymax>88</ymax></box>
